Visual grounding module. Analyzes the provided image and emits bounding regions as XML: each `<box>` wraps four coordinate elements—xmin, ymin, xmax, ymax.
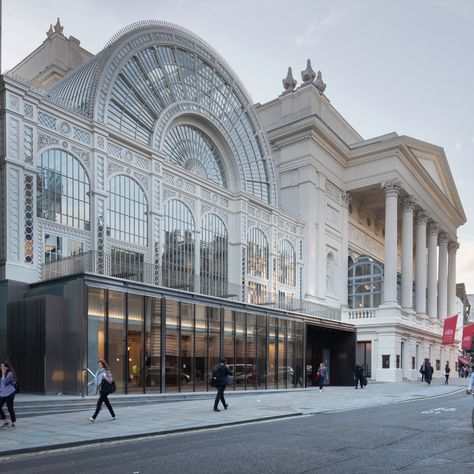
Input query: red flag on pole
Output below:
<box><xmin>462</xmin><ymin>323</ymin><xmax>474</xmax><ymax>350</ymax></box>
<box><xmin>441</xmin><ymin>315</ymin><xmax>458</xmax><ymax>345</ymax></box>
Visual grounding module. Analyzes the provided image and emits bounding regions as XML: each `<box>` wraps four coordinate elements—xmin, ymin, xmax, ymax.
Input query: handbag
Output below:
<box><xmin>100</xmin><ymin>379</ymin><xmax>116</xmax><ymax>394</ymax></box>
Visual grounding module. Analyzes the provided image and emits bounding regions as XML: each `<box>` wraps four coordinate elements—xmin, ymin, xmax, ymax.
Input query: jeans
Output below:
<box><xmin>214</xmin><ymin>384</ymin><xmax>227</xmax><ymax>409</ymax></box>
<box><xmin>355</xmin><ymin>376</ymin><xmax>364</xmax><ymax>388</ymax></box>
<box><xmin>92</xmin><ymin>392</ymin><xmax>115</xmax><ymax>419</ymax></box>
<box><xmin>0</xmin><ymin>393</ymin><xmax>16</xmax><ymax>423</ymax></box>
<box><xmin>319</xmin><ymin>377</ymin><xmax>325</xmax><ymax>390</ymax></box>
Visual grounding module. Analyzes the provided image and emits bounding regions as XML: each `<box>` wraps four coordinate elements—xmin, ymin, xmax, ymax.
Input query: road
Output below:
<box><xmin>2</xmin><ymin>390</ymin><xmax>474</xmax><ymax>474</ymax></box>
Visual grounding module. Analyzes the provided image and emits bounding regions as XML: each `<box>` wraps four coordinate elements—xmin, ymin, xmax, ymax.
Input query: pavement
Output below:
<box><xmin>0</xmin><ymin>377</ymin><xmax>468</xmax><ymax>457</ymax></box>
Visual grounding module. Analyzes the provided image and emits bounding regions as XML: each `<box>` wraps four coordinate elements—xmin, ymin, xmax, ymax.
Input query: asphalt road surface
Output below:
<box><xmin>3</xmin><ymin>390</ymin><xmax>474</xmax><ymax>474</ymax></box>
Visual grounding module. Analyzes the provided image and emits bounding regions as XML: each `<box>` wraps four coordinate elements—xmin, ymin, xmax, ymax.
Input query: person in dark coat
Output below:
<box><xmin>444</xmin><ymin>363</ymin><xmax>451</xmax><ymax>385</ymax></box>
<box><xmin>419</xmin><ymin>363</ymin><xmax>426</xmax><ymax>382</ymax></box>
<box><xmin>424</xmin><ymin>361</ymin><xmax>434</xmax><ymax>385</ymax></box>
<box><xmin>212</xmin><ymin>359</ymin><xmax>232</xmax><ymax>412</ymax></box>
<box><xmin>354</xmin><ymin>363</ymin><xmax>365</xmax><ymax>389</ymax></box>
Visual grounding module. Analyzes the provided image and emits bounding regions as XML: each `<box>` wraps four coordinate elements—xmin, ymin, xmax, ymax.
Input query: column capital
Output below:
<box><xmin>427</xmin><ymin>221</ymin><xmax>439</xmax><ymax>236</ymax></box>
<box><xmin>382</xmin><ymin>179</ymin><xmax>402</xmax><ymax>197</ymax></box>
<box><xmin>415</xmin><ymin>211</ymin><xmax>429</xmax><ymax>225</ymax></box>
<box><xmin>401</xmin><ymin>195</ymin><xmax>416</xmax><ymax>211</ymax></box>
<box><xmin>341</xmin><ymin>191</ymin><xmax>351</xmax><ymax>208</ymax></box>
<box><xmin>448</xmin><ymin>241</ymin><xmax>460</xmax><ymax>253</ymax></box>
<box><xmin>438</xmin><ymin>232</ymin><xmax>449</xmax><ymax>247</ymax></box>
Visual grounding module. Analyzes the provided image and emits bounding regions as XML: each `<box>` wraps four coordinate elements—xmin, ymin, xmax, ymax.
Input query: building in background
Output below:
<box><xmin>0</xmin><ymin>20</ymin><xmax>465</xmax><ymax>393</ymax></box>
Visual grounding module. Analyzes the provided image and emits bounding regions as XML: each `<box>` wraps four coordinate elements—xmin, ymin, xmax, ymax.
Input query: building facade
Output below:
<box><xmin>0</xmin><ymin>20</ymin><xmax>465</xmax><ymax>393</ymax></box>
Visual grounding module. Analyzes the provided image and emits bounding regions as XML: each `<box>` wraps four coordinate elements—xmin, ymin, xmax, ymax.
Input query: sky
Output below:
<box><xmin>3</xmin><ymin>0</ymin><xmax>474</xmax><ymax>292</ymax></box>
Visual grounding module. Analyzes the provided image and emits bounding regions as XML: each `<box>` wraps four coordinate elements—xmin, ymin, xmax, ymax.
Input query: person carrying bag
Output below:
<box><xmin>88</xmin><ymin>359</ymin><xmax>116</xmax><ymax>422</ymax></box>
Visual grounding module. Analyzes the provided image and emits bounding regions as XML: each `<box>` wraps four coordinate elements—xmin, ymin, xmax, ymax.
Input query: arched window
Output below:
<box><xmin>326</xmin><ymin>252</ymin><xmax>335</xmax><ymax>293</ymax></box>
<box><xmin>162</xmin><ymin>200</ymin><xmax>195</xmax><ymax>290</ymax></box>
<box><xmin>37</xmin><ymin>149</ymin><xmax>90</xmax><ymax>230</ymax></box>
<box><xmin>348</xmin><ymin>256</ymin><xmax>383</xmax><ymax>309</ymax></box>
<box><xmin>108</xmin><ymin>175</ymin><xmax>148</xmax><ymax>246</ymax></box>
<box><xmin>278</xmin><ymin>240</ymin><xmax>296</xmax><ymax>286</ymax></box>
<box><xmin>200</xmin><ymin>214</ymin><xmax>228</xmax><ymax>296</ymax></box>
<box><xmin>247</xmin><ymin>228</ymin><xmax>268</xmax><ymax>279</ymax></box>
<box><xmin>163</xmin><ymin>125</ymin><xmax>226</xmax><ymax>187</ymax></box>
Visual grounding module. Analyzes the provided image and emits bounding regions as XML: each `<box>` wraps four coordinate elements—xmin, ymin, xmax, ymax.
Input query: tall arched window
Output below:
<box><xmin>162</xmin><ymin>200</ymin><xmax>195</xmax><ymax>290</ymax></box>
<box><xmin>278</xmin><ymin>240</ymin><xmax>296</xmax><ymax>286</ymax></box>
<box><xmin>200</xmin><ymin>214</ymin><xmax>228</xmax><ymax>296</ymax></box>
<box><xmin>348</xmin><ymin>256</ymin><xmax>383</xmax><ymax>309</ymax></box>
<box><xmin>108</xmin><ymin>175</ymin><xmax>148</xmax><ymax>246</ymax></box>
<box><xmin>37</xmin><ymin>149</ymin><xmax>90</xmax><ymax>230</ymax></box>
<box><xmin>247</xmin><ymin>228</ymin><xmax>268</xmax><ymax>279</ymax></box>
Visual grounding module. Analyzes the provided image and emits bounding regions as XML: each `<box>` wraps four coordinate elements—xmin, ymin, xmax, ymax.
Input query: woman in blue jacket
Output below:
<box><xmin>0</xmin><ymin>361</ymin><xmax>17</xmax><ymax>428</ymax></box>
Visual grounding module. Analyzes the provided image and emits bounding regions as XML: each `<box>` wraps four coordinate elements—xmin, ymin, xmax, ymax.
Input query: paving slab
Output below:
<box><xmin>0</xmin><ymin>378</ymin><xmax>467</xmax><ymax>456</ymax></box>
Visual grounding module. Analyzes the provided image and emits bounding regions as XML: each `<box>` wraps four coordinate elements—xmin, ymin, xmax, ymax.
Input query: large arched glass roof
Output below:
<box><xmin>47</xmin><ymin>21</ymin><xmax>277</xmax><ymax>205</ymax></box>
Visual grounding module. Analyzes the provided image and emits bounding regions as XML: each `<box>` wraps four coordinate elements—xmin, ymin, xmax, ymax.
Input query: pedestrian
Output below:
<box><xmin>424</xmin><ymin>361</ymin><xmax>434</xmax><ymax>385</ymax></box>
<box><xmin>0</xmin><ymin>361</ymin><xmax>17</xmax><ymax>428</ymax></box>
<box><xmin>88</xmin><ymin>359</ymin><xmax>116</xmax><ymax>422</ymax></box>
<box><xmin>419</xmin><ymin>362</ymin><xmax>426</xmax><ymax>382</ymax></box>
<box><xmin>212</xmin><ymin>359</ymin><xmax>231</xmax><ymax>412</ymax></box>
<box><xmin>316</xmin><ymin>362</ymin><xmax>328</xmax><ymax>391</ymax></box>
<box><xmin>444</xmin><ymin>363</ymin><xmax>451</xmax><ymax>385</ymax></box>
<box><xmin>354</xmin><ymin>363</ymin><xmax>365</xmax><ymax>389</ymax></box>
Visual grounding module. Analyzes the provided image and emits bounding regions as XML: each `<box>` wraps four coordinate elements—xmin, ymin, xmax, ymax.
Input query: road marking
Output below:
<box><xmin>421</xmin><ymin>407</ymin><xmax>456</xmax><ymax>414</ymax></box>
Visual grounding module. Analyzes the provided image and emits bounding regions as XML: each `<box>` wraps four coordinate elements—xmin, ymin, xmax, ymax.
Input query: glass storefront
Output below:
<box><xmin>87</xmin><ymin>287</ymin><xmax>305</xmax><ymax>394</ymax></box>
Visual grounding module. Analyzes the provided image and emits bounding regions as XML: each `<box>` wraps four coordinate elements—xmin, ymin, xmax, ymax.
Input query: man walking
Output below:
<box><xmin>212</xmin><ymin>359</ymin><xmax>231</xmax><ymax>412</ymax></box>
<box><xmin>424</xmin><ymin>361</ymin><xmax>434</xmax><ymax>385</ymax></box>
<box><xmin>444</xmin><ymin>363</ymin><xmax>451</xmax><ymax>385</ymax></box>
<box><xmin>354</xmin><ymin>363</ymin><xmax>365</xmax><ymax>389</ymax></box>
<box><xmin>419</xmin><ymin>362</ymin><xmax>426</xmax><ymax>382</ymax></box>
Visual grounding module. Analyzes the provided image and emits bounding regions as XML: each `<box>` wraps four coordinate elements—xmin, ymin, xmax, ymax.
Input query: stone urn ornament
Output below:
<box><xmin>281</xmin><ymin>67</ymin><xmax>297</xmax><ymax>95</ymax></box>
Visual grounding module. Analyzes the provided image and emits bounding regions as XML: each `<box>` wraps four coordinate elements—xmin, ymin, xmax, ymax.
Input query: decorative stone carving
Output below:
<box><xmin>301</xmin><ymin>59</ymin><xmax>316</xmax><ymax>84</ymax></box>
<box><xmin>24</xmin><ymin>102</ymin><xmax>34</xmax><ymax>119</ymax></box>
<box><xmin>153</xmin><ymin>178</ymin><xmax>161</xmax><ymax>210</ymax></box>
<box><xmin>24</xmin><ymin>174</ymin><xmax>34</xmax><ymax>264</ymax></box>
<box><xmin>96</xmin><ymin>155</ymin><xmax>105</xmax><ymax>190</ymax></box>
<box><xmin>8</xmin><ymin>118</ymin><xmax>20</xmax><ymax>160</ymax></box>
<box><xmin>7</xmin><ymin>167</ymin><xmax>20</xmax><ymax>261</ymax></box>
<box><xmin>153</xmin><ymin>217</ymin><xmax>161</xmax><ymax>286</ymax></box>
<box><xmin>59</xmin><ymin>121</ymin><xmax>71</xmax><ymax>136</ymax></box>
<box><xmin>71</xmin><ymin>146</ymin><xmax>91</xmax><ymax>169</ymax></box>
<box><xmin>24</xmin><ymin>126</ymin><xmax>34</xmax><ymax>164</ymax></box>
<box><xmin>438</xmin><ymin>232</ymin><xmax>449</xmax><ymax>246</ymax></box>
<box><xmin>38</xmin><ymin>111</ymin><xmax>57</xmax><ymax>130</ymax></box>
<box><xmin>349</xmin><ymin>224</ymin><xmax>384</xmax><ymax>261</ymax></box>
<box><xmin>135</xmin><ymin>155</ymin><xmax>149</xmax><ymax>170</ymax></box>
<box><xmin>73</xmin><ymin>127</ymin><xmax>91</xmax><ymax>144</ymax></box>
<box><xmin>8</xmin><ymin>94</ymin><xmax>20</xmax><ymax>112</ymax></box>
<box><xmin>96</xmin><ymin>135</ymin><xmax>105</xmax><ymax>149</ymax></box>
<box><xmin>96</xmin><ymin>198</ymin><xmax>105</xmax><ymax>274</ymax></box>
<box><xmin>314</xmin><ymin>70</ymin><xmax>326</xmax><ymax>94</ymax></box>
<box><xmin>163</xmin><ymin>187</ymin><xmax>176</xmax><ymax>201</ymax></box>
<box><xmin>401</xmin><ymin>195</ymin><xmax>416</xmax><ymax>211</ymax></box>
<box><xmin>133</xmin><ymin>171</ymin><xmax>148</xmax><ymax>190</ymax></box>
<box><xmin>38</xmin><ymin>133</ymin><xmax>59</xmax><ymax>150</ymax></box>
<box><xmin>281</xmin><ymin>67</ymin><xmax>297</xmax><ymax>95</ymax></box>
<box><xmin>427</xmin><ymin>221</ymin><xmax>439</xmax><ymax>236</ymax></box>
<box><xmin>382</xmin><ymin>179</ymin><xmax>401</xmax><ymax>197</ymax></box>
<box><xmin>54</xmin><ymin>18</ymin><xmax>64</xmax><ymax>35</ymax></box>
<box><xmin>415</xmin><ymin>212</ymin><xmax>429</xmax><ymax>225</ymax></box>
<box><xmin>448</xmin><ymin>241</ymin><xmax>459</xmax><ymax>253</ymax></box>
<box><xmin>341</xmin><ymin>191</ymin><xmax>351</xmax><ymax>208</ymax></box>
<box><xmin>107</xmin><ymin>161</ymin><xmax>124</xmax><ymax>177</ymax></box>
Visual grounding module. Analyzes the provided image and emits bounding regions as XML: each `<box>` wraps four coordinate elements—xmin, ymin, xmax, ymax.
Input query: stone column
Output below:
<box><xmin>382</xmin><ymin>180</ymin><xmax>401</xmax><ymax>305</ymax></box>
<box><xmin>401</xmin><ymin>196</ymin><xmax>416</xmax><ymax>309</ymax></box>
<box><xmin>437</xmin><ymin>233</ymin><xmax>449</xmax><ymax>320</ymax></box>
<box><xmin>427</xmin><ymin>222</ymin><xmax>439</xmax><ymax>319</ymax></box>
<box><xmin>415</xmin><ymin>212</ymin><xmax>428</xmax><ymax>315</ymax></box>
<box><xmin>447</xmin><ymin>241</ymin><xmax>459</xmax><ymax>316</ymax></box>
<box><xmin>340</xmin><ymin>192</ymin><xmax>351</xmax><ymax>306</ymax></box>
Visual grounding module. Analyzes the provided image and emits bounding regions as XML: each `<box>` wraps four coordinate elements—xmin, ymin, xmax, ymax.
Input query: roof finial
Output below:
<box><xmin>301</xmin><ymin>59</ymin><xmax>316</xmax><ymax>85</ymax></box>
<box><xmin>54</xmin><ymin>18</ymin><xmax>64</xmax><ymax>35</ymax></box>
<box><xmin>281</xmin><ymin>67</ymin><xmax>297</xmax><ymax>95</ymax></box>
<box><xmin>47</xmin><ymin>24</ymin><xmax>54</xmax><ymax>39</ymax></box>
<box><xmin>315</xmin><ymin>70</ymin><xmax>326</xmax><ymax>94</ymax></box>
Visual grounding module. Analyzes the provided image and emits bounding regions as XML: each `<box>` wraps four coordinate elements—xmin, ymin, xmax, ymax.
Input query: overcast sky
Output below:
<box><xmin>4</xmin><ymin>0</ymin><xmax>474</xmax><ymax>293</ymax></box>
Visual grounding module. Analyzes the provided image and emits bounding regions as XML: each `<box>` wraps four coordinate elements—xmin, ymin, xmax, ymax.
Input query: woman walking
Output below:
<box><xmin>0</xmin><ymin>361</ymin><xmax>17</xmax><ymax>428</ymax></box>
<box><xmin>88</xmin><ymin>359</ymin><xmax>116</xmax><ymax>422</ymax></box>
<box><xmin>317</xmin><ymin>362</ymin><xmax>328</xmax><ymax>392</ymax></box>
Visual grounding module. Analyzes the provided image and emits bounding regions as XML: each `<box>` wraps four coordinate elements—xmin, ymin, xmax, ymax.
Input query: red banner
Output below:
<box><xmin>462</xmin><ymin>324</ymin><xmax>474</xmax><ymax>350</ymax></box>
<box><xmin>442</xmin><ymin>315</ymin><xmax>458</xmax><ymax>344</ymax></box>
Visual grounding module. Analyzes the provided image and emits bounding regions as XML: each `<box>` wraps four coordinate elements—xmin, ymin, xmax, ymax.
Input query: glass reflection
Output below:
<box><xmin>348</xmin><ymin>257</ymin><xmax>383</xmax><ymax>309</ymax></box>
<box><xmin>108</xmin><ymin>291</ymin><xmax>126</xmax><ymax>393</ymax></box>
<box><xmin>247</xmin><ymin>228</ymin><xmax>268</xmax><ymax>279</ymax></box>
<box><xmin>223</xmin><ymin>310</ymin><xmax>235</xmax><ymax>390</ymax></box>
<box><xmin>234</xmin><ymin>312</ymin><xmax>246</xmax><ymax>391</ymax></box>
<box><xmin>194</xmin><ymin>305</ymin><xmax>208</xmax><ymax>391</ymax></box>
<box><xmin>278</xmin><ymin>240</ymin><xmax>296</xmax><ymax>286</ymax></box>
<box><xmin>165</xmin><ymin>300</ymin><xmax>179</xmax><ymax>391</ymax></box>
<box><xmin>108</xmin><ymin>175</ymin><xmax>148</xmax><ymax>246</ymax></box>
<box><xmin>278</xmin><ymin>319</ymin><xmax>287</xmax><ymax>389</ymax></box>
<box><xmin>256</xmin><ymin>315</ymin><xmax>267</xmax><ymax>389</ymax></box>
<box><xmin>246</xmin><ymin>314</ymin><xmax>257</xmax><ymax>390</ymax></box>
<box><xmin>208</xmin><ymin>307</ymin><xmax>221</xmax><ymax>380</ymax></box>
<box><xmin>87</xmin><ymin>287</ymin><xmax>105</xmax><ymax>393</ymax></box>
<box><xmin>37</xmin><ymin>149</ymin><xmax>90</xmax><ymax>230</ymax></box>
<box><xmin>267</xmin><ymin>317</ymin><xmax>278</xmax><ymax>389</ymax></box>
<box><xmin>180</xmin><ymin>303</ymin><xmax>194</xmax><ymax>392</ymax></box>
<box><xmin>128</xmin><ymin>294</ymin><xmax>144</xmax><ymax>393</ymax></box>
<box><xmin>145</xmin><ymin>297</ymin><xmax>161</xmax><ymax>392</ymax></box>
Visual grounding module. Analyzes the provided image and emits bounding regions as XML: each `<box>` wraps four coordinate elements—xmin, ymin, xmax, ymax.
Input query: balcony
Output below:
<box><xmin>40</xmin><ymin>250</ymin><xmax>341</xmax><ymax>321</ymax></box>
<box><xmin>342</xmin><ymin>308</ymin><xmax>378</xmax><ymax>322</ymax></box>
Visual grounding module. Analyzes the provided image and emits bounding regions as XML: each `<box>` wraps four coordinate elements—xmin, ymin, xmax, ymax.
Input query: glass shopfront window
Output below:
<box><xmin>128</xmin><ymin>294</ymin><xmax>144</xmax><ymax>393</ymax></box>
<box><xmin>180</xmin><ymin>303</ymin><xmax>194</xmax><ymax>392</ymax></box>
<box><xmin>246</xmin><ymin>313</ymin><xmax>257</xmax><ymax>390</ymax></box>
<box><xmin>295</xmin><ymin>321</ymin><xmax>304</xmax><ymax>387</ymax></box>
<box><xmin>165</xmin><ymin>300</ymin><xmax>179</xmax><ymax>391</ymax></box>
<box><xmin>256</xmin><ymin>315</ymin><xmax>267</xmax><ymax>389</ymax></box>
<box><xmin>108</xmin><ymin>291</ymin><xmax>126</xmax><ymax>393</ymax></box>
<box><xmin>287</xmin><ymin>321</ymin><xmax>295</xmax><ymax>388</ymax></box>
<box><xmin>223</xmin><ymin>310</ymin><xmax>235</xmax><ymax>390</ymax></box>
<box><xmin>87</xmin><ymin>288</ymin><xmax>105</xmax><ymax>386</ymax></box>
<box><xmin>234</xmin><ymin>311</ymin><xmax>246</xmax><ymax>391</ymax></box>
<box><xmin>267</xmin><ymin>317</ymin><xmax>278</xmax><ymax>389</ymax></box>
<box><xmin>145</xmin><ymin>297</ymin><xmax>161</xmax><ymax>392</ymax></box>
<box><xmin>208</xmin><ymin>307</ymin><xmax>221</xmax><ymax>377</ymax></box>
<box><xmin>195</xmin><ymin>305</ymin><xmax>208</xmax><ymax>391</ymax></box>
<box><xmin>278</xmin><ymin>319</ymin><xmax>287</xmax><ymax>389</ymax></box>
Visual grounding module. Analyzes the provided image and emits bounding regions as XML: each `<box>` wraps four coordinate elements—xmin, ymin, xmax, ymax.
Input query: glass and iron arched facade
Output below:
<box><xmin>247</xmin><ymin>228</ymin><xmax>269</xmax><ymax>279</ymax></box>
<box><xmin>162</xmin><ymin>199</ymin><xmax>195</xmax><ymax>290</ymax></box>
<box><xmin>108</xmin><ymin>175</ymin><xmax>148</xmax><ymax>247</ymax></box>
<box><xmin>348</xmin><ymin>256</ymin><xmax>383</xmax><ymax>309</ymax></box>
<box><xmin>200</xmin><ymin>213</ymin><xmax>228</xmax><ymax>296</ymax></box>
<box><xmin>37</xmin><ymin>149</ymin><xmax>90</xmax><ymax>230</ymax></box>
<box><xmin>278</xmin><ymin>239</ymin><xmax>296</xmax><ymax>286</ymax></box>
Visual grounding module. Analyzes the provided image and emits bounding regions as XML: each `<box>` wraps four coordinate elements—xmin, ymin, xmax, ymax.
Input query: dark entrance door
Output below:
<box><xmin>305</xmin><ymin>324</ymin><xmax>356</xmax><ymax>386</ymax></box>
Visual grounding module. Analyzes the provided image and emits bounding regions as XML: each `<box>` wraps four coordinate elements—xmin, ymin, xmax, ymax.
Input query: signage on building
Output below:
<box><xmin>461</xmin><ymin>323</ymin><xmax>474</xmax><ymax>350</ymax></box>
<box><xmin>441</xmin><ymin>315</ymin><xmax>458</xmax><ymax>345</ymax></box>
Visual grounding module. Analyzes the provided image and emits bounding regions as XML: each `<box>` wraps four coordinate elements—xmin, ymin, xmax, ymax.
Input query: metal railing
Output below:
<box><xmin>41</xmin><ymin>250</ymin><xmax>341</xmax><ymax>321</ymax></box>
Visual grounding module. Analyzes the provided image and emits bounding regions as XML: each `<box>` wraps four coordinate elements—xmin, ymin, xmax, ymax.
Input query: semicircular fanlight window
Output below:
<box><xmin>163</xmin><ymin>125</ymin><xmax>226</xmax><ymax>187</ymax></box>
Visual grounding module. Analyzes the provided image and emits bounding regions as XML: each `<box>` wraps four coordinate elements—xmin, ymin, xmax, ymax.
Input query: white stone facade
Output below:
<box><xmin>0</xmin><ymin>21</ymin><xmax>466</xmax><ymax>381</ymax></box>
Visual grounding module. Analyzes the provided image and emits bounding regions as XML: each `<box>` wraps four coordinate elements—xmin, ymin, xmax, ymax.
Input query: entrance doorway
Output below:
<box><xmin>356</xmin><ymin>341</ymin><xmax>372</xmax><ymax>377</ymax></box>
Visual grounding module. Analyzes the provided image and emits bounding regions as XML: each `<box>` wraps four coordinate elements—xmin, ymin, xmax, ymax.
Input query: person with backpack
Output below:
<box><xmin>354</xmin><ymin>363</ymin><xmax>365</xmax><ymax>389</ymax></box>
<box><xmin>211</xmin><ymin>359</ymin><xmax>232</xmax><ymax>412</ymax></box>
<box><xmin>316</xmin><ymin>362</ymin><xmax>328</xmax><ymax>391</ymax></box>
<box><xmin>88</xmin><ymin>359</ymin><xmax>116</xmax><ymax>422</ymax></box>
<box><xmin>0</xmin><ymin>361</ymin><xmax>17</xmax><ymax>428</ymax></box>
